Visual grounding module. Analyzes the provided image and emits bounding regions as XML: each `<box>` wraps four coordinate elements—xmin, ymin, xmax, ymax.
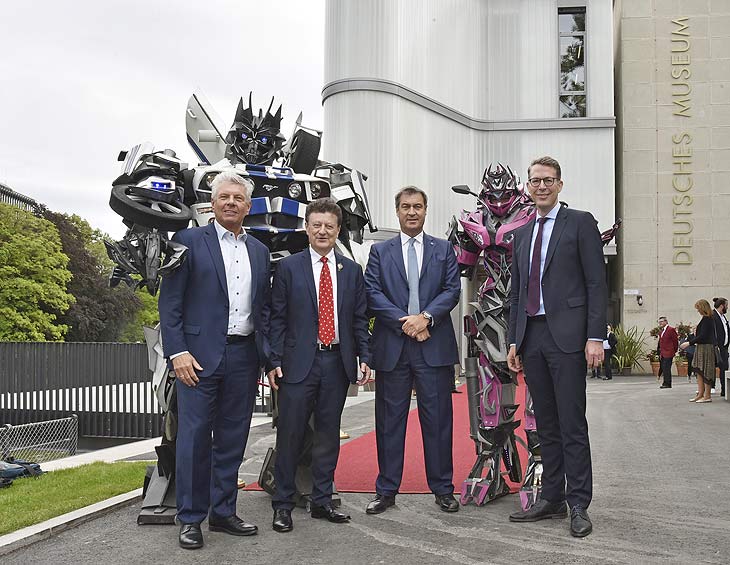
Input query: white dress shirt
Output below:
<box><xmin>214</xmin><ymin>220</ymin><xmax>254</xmax><ymax>336</ymax></box>
<box><xmin>310</xmin><ymin>246</ymin><xmax>339</xmax><ymax>344</ymax></box>
<box><xmin>400</xmin><ymin>231</ymin><xmax>424</xmax><ymax>278</ymax></box>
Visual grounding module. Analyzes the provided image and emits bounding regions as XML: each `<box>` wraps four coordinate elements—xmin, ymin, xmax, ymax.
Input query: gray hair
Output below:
<box><xmin>211</xmin><ymin>171</ymin><xmax>254</xmax><ymax>201</ymax></box>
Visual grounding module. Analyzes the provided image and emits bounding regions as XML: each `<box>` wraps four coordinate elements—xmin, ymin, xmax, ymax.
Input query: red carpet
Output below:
<box><xmin>334</xmin><ymin>380</ymin><xmax>528</xmax><ymax>493</ymax></box>
<box><xmin>245</xmin><ymin>378</ymin><xmax>530</xmax><ymax>495</ymax></box>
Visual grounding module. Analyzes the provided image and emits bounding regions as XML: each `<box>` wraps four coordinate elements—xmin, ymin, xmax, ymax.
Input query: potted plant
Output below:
<box><xmin>674</xmin><ymin>350</ymin><xmax>689</xmax><ymax>377</ymax></box>
<box><xmin>645</xmin><ymin>350</ymin><xmax>661</xmax><ymax>377</ymax></box>
<box><xmin>612</xmin><ymin>325</ymin><xmax>647</xmax><ymax>375</ymax></box>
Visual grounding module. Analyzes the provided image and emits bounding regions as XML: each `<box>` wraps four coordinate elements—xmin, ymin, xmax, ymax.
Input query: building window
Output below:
<box><xmin>559</xmin><ymin>6</ymin><xmax>586</xmax><ymax>118</ymax></box>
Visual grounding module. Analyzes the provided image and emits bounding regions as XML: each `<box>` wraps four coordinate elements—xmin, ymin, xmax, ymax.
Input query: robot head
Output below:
<box><xmin>478</xmin><ymin>163</ymin><xmax>521</xmax><ymax>217</ymax></box>
<box><xmin>225</xmin><ymin>93</ymin><xmax>285</xmax><ymax>165</ymax></box>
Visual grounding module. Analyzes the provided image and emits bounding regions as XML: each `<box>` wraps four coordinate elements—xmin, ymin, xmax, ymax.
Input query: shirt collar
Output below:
<box><xmin>310</xmin><ymin>246</ymin><xmax>336</xmax><ymax>265</ymax></box>
<box><xmin>214</xmin><ymin>220</ymin><xmax>247</xmax><ymax>241</ymax></box>
<box><xmin>400</xmin><ymin>231</ymin><xmax>424</xmax><ymax>246</ymax></box>
<box><xmin>537</xmin><ymin>202</ymin><xmax>561</xmax><ymax>222</ymax></box>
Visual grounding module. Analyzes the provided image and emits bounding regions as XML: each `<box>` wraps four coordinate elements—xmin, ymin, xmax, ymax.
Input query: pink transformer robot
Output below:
<box><xmin>448</xmin><ymin>164</ymin><xmax>536</xmax><ymax>508</ymax></box>
<box><xmin>448</xmin><ymin>163</ymin><xmax>621</xmax><ymax>509</ymax></box>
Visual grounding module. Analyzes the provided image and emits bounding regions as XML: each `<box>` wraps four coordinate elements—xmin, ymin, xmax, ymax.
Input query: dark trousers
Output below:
<box><xmin>175</xmin><ymin>340</ymin><xmax>259</xmax><ymax>524</ymax></box>
<box><xmin>521</xmin><ymin>317</ymin><xmax>592</xmax><ymax>509</ymax></box>
<box><xmin>660</xmin><ymin>356</ymin><xmax>673</xmax><ymax>387</ymax></box>
<box><xmin>374</xmin><ymin>339</ymin><xmax>454</xmax><ymax>497</ymax></box>
<box><xmin>272</xmin><ymin>350</ymin><xmax>350</xmax><ymax>510</ymax></box>
<box><xmin>718</xmin><ymin>347</ymin><xmax>728</xmax><ymax>395</ymax></box>
<box><xmin>591</xmin><ymin>350</ymin><xmax>612</xmax><ymax>379</ymax></box>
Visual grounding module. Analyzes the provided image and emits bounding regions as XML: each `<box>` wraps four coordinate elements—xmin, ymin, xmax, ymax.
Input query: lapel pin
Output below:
<box><xmin>337</xmin><ymin>263</ymin><xmax>343</xmax><ymax>271</ymax></box>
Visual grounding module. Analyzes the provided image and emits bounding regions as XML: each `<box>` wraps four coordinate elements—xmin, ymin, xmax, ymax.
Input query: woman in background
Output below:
<box><xmin>680</xmin><ymin>300</ymin><xmax>716</xmax><ymax>403</ymax></box>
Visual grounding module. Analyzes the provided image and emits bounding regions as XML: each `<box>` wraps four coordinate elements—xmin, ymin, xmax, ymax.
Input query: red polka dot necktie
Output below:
<box><xmin>318</xmin><ymin>256</ymin><xmax>335</xmax><ymax>345</ymax></box>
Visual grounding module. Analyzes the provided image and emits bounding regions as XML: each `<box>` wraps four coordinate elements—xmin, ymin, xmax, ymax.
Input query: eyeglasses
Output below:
<box><xmin>527</xmin><ymin>177</ymin><xmax>559</xmax><ymax>188</ymax></box>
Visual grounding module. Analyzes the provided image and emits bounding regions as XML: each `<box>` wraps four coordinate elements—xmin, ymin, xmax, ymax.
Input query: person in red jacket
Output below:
<box><xmin>658</xmin><ymin>316</ymin><xmax>679</xmax><ymax>389</ymax></box>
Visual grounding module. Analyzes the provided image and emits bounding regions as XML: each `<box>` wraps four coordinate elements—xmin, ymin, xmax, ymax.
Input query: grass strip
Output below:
<box><xmin>0</xmin><ymin>461</ymin><xmax>148</xmax><ymax>536</ymax></box>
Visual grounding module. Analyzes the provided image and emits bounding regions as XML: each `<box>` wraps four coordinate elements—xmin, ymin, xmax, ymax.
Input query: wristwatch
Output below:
<box><xmin>421</xmin><ymin>311</ymin><xmax>433</xmax><ymax>326</ymax></box>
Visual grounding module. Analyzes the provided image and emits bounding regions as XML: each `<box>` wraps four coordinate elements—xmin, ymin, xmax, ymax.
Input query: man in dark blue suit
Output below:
<box><xmin>506</xmin><ymin>156</ymin><xmax>607</xmax><ymax>538</ymax></box>
<box><xmin>159</xmin><ymin>171</ymin><xmax>271</xmax><ymax>549</ymax></box>
<box><xmin>267</xmin><ymin>197</ymin><xmax>371</xmax><ymax>533</ymax></box>
<box><xmin>364</xmin><ymin>186</ymin><xmax>461</xmax><ymax>514</ymax></box>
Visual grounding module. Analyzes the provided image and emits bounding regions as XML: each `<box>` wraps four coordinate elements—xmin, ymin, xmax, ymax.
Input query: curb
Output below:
<box><xmin>0</xmin><ymin>488</ymin><xmax>143</xmax><ymax>557</ymax></box>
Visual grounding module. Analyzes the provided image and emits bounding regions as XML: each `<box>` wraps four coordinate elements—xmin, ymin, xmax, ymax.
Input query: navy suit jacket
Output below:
<box><xmin>158</xmin><ymin>222</ymin><xmax>271</xmax><ymax>377</ymax></box>
<box><xmin>508</xmin><ymin>205</ymin><xmax>607</xmax><ymax>354</ymax></box>
<box><xmin>269</xmin><ymin>249</ymin><xmax>370</xmax><ymax>384</ymax></box>
<box><xmin>364</xmin><ymin>234</ymin><xmax>461</xmax><ymax>372</ymax></box>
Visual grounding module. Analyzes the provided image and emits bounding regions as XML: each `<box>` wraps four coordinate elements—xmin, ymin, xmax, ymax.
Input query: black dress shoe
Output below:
<box><xmin>272</xmin><ymin>509</ymin><xmax>293</xmax><ymax>533</ymax></box>
<box><xmin>601</xmin><ymin>377</ymin><xmax>612</xmax><ymax>380</ymax></box>
<box><xmin>208</xmin><ymin>514</ymin><xmax>258</xmax><ymax>536</ymax></box>
<box><xmin>365</xmin><ymin>494</ymin><xmax>395</xmax><ymax>514</ymax></box>
<box><xmin>660</xmin><ymin>384</ymin><xmax>671</xmax><ymax>389</ymax></box>
<box><xmin>310</xmin><ymin>504</ymin><xmax>351</xmax><ymax>523</ymax></box>
<box><xmin>509</xmin><ymin>499</ymin><xmax>568</xmax><ymax>522</ymax></box>
<box><xmin>570</xmin><ymin>506</ymin><xmax>593</xmax><ymax>537</ymax></box>
<box><xmin>179</xmin><ymin>523</ymin><xmax>203</xmax><ymax>549</ymax></box>
<box><xmin>434</xmin><ymin>493</ymin><xmax>459</xmax><ymax>512</ymax></box>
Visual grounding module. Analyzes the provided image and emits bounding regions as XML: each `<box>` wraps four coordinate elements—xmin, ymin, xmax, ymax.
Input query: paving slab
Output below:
<box><xmin>5</xmin><ymin>377</ymin><xmax>730</xmax><ymax>564</ymax></box>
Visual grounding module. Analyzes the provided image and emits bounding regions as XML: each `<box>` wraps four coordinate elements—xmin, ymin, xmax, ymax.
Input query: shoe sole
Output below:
<box><xmin>272</xmin><ymin>525</ymin><xmax>293</xmax><ymax>533</ymax></box>
<box><xmin>509</xmin><ymin>512</ymin><xmax>568</xmax><ymax>522</ymax></box>
<box><xmin>208</xmin><ymin>525</ymin><xmax>258</xmax><ymax>536</ymax></box>
<box><xmin>435</xmin><ymin>500</ymin><xmax>460</xmax><ymax>512</ymax></box>
<box><xmin>179</xmin><ymin>542</ymin><xmax>204</xmax><ymax>549</ymax></box>
<box><xmin>571</xmin><ymin>526</ymin><xmax>593</xmax><ymax>537</ymax></box>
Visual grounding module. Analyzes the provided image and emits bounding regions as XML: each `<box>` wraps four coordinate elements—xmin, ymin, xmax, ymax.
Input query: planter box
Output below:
<box><xmin>650</xmin><ymin>361</ymin><xmax>660</xmax><ymax>377</ymax></box>
<box><xmin>675</xmin><ymin>361</ymin><xmax>688</xmax><ymax>377</ymax></box>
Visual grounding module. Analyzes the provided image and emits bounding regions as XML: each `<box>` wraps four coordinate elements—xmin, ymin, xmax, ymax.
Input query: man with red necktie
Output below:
<box><xmin>268</xmin><ymin>197</ymin><xmax>371</xmax><ymax>533</ymax></box>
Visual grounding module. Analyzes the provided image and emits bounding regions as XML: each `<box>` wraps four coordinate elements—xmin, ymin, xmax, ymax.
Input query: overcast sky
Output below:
<box><xmin>0</xmin><ymin>0</ymin><xmax>324</xmax><ymax>239</ymax></box>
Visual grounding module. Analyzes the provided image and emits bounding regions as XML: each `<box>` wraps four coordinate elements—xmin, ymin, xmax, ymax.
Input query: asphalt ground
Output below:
<box><xmin>6</xmin><ymin>376</ymin><xmax>730</xmax><ymax>565</ymax></box>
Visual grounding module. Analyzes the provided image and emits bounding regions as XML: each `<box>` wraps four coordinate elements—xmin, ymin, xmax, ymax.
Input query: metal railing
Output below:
<box><xmin>0</xmin><ymin>342</ymin><xmax>163</xmax><ymax>439</ymax></box>
<box><xmin>0</xmin><ymin>416</ymin><xmax>78</xmax><ymax>463</ymax></box>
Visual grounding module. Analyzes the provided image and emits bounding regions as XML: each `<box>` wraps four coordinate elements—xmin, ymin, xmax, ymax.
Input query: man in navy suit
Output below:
<box><xmin>506</xmin><ymin>156</ymin><xmax>607</xmax><ymax>538</ymax></box>
<box><xmin>364</xmin><ymin>186</ymin><xmax>461</xmax><ymax>514</ymax></box>
<box><xmin>268</xmin><ymin>197</ymin><xmax>371</xmax><ymax>533</ymax></box>
<box><xmin>159</xmin><ymin>171</ymin><xmax>271</xmax><ymax>549</ymax></box>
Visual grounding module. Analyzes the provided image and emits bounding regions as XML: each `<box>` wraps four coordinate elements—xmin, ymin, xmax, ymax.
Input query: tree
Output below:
<box><xmin>0</xmin><ymin>203</ymin><xmax>74</xmax><ymax>340</ymax></box>
<box><xmin>118</xmin><ymin>291</ymin><xmax>160</xmax><ymax>343</ymax></box>
<box><xmin>42</xmin><ymin>211</ymin><xmax>142</xmax><ymax>342</ymax></box>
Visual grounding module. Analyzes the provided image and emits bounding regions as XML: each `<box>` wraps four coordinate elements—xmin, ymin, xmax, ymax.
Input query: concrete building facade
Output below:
<box><xmin>617</xmin><ymin>0</ymin><xmax>730</xmax><ymax>332</ymax></box>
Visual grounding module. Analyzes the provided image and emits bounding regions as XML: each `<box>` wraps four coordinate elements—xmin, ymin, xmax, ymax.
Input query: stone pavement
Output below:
<box><xmin>5</xmin><ymin>376</ymin><xmax>730</xmax><ymax>564</ymax></box>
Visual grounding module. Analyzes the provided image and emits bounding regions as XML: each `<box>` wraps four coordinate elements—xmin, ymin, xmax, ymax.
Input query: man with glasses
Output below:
<box><xmin>507</xmin><ymin>156</ymin><xmax>607</xmax><ymax>538</ymax></box>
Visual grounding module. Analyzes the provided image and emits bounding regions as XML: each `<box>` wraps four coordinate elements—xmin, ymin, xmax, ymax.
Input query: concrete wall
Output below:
<box><xmin>618</xmin><ymin>0</ymin><xmax>730</xmax><ymax>335</ymax></box>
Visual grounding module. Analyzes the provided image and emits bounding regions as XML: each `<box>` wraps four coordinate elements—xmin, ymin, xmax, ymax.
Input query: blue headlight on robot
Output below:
<box><xmin>151</xmin><ymin>181</ymin><xmax>171</xmax><ymax>190</ymax></box>
<box><xmin>288</xmin><ymin>182</ymin><xmax>303</xmax><ymax>198</ymax></box>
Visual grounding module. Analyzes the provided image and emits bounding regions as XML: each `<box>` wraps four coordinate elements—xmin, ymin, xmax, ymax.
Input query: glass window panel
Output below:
<box><xmin>559</xmin><ymin>9</ymin><xmax>585</xmax><ymax>33</ymax></box>
<box><xmin>560</xmin><ymin>36</ymin><xmax>585</xmax><ymax>92</ymax></box>
<box><xmin>559</xmin><ymin>95</ymin><xmax>586</xmax><ymax>118</ymax></box>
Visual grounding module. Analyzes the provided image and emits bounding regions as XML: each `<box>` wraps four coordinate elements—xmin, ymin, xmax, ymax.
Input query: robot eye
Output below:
<box><xmin>260</xmin><ymin>136</ymin><xmax>269</xmax><ymax>144</ymax></box>
<box><xmin>240</xmin><ymin>133</ymin><xmax>248</xmax><ymax>140</ymax></box>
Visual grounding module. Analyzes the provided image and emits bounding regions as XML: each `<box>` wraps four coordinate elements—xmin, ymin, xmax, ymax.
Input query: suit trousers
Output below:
<box><xmin>272</xmin><ymin>350</ymin><xmax>350</xmax><ymax>510</ymax></box>
<box><xmin>660</xmin><ymin>356</ymin><xmax>673</xmax><ymax>387</ymax></box>
<box><xmin>175</xmin><ymin>339</ymin><xmax>259</xmax><ymax>524</ymax></box>
<box><xmin>521</xmin><ymin>317</ymin><xmax>592</xmax><ymax>509</ymax></box>
<box><xmin>374</xmin><ymin>339</ymin><xmax>454</xmax><ymax>497</ymax></box>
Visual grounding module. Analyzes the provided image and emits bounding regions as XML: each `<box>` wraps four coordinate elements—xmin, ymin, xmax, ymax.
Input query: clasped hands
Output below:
<box><xmin>399</xmin><ymin>314</ymin><xmax>430</xmax><ymax>342</ymax></box>
<box><xmin>267</xmin><ymin>362</ymin><xmax>372</xmax><ymax>390</ymax></box>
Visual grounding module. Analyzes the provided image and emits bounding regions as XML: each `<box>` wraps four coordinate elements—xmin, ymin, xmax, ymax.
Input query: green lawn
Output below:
<box><xmin>0</xmin><ymin>461</ymin><xmax>149</xmax><ymax>536</ymax></box>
